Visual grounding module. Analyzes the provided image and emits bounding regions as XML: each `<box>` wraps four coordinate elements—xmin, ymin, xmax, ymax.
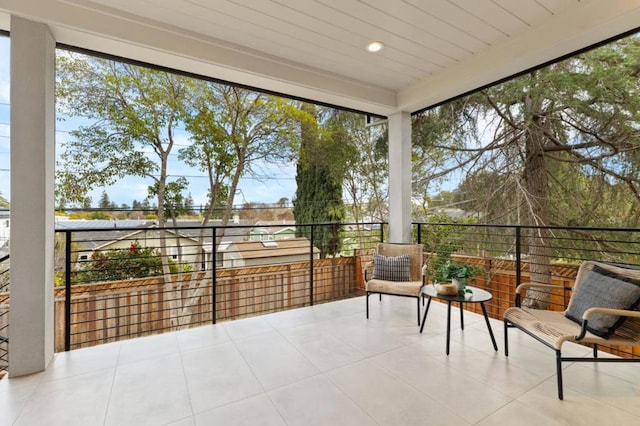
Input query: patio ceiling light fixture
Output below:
<box><xmin>366</xmin><ymin>41</ymin><xmax>384</xmax><ymax>53</ymax></box>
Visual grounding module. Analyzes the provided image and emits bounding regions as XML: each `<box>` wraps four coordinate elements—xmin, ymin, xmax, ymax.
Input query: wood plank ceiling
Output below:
<box><xmin>2</xmin><ymin>0</ymin><xmax>640</xmax><ymax>115</ymax></box>
<box><xmin>88</xmin><ymin>0</ymin><xmax>568</xmax><ymax>90</ymax></box>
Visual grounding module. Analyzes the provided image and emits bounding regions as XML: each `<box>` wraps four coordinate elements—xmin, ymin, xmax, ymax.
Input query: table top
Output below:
<box><xmin>421</xmin><ymin>285</ymin><xmax>492</xmax><ymax>303</ymax></box>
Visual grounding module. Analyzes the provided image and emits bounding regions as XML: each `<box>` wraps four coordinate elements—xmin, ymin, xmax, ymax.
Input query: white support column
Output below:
<box><xmin>387</xmin><ymin>111</ymin><xmax>412</xmax><ymax>243</ymax></box>
<box><xmin>9</xmin><ymin>16</ymin><xmax>56</xmax><ymax>376</ymax></box>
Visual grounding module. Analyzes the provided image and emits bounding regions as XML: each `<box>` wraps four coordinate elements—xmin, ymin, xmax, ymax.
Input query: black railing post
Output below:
<box><xmin>309</xmin><ymin>224</ymin><xmax>314</xmax><ymax>306</ymax></box>
<box><xmin>515</xmin><ymin>226</ymin><xmax>522</xmax><ymax>288</ymax></box>
<box><xmin>379</xmin><ymin>222</ymin><xmax>384</xmax><ymax>242</ymax></box>
<box><xmin>211</xmin><ymin>226</ymin><xmax>217</xmax><ymax>324</ymax></box>
<box><xmin>64</xmin><ymin>230</ymin><xmax>72</xmax><ymax>352</ymax></box>
<box><xmin>416</xmin><ymin>223</ymin><xmax>422</xmax><ymax>245</ymax></box>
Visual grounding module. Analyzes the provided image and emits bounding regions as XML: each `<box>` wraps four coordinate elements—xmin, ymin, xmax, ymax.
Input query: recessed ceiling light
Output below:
<box><xmin>367</xmin><ymin>41</ymin><xmax>384</xmax><ymax>53</ymax></box>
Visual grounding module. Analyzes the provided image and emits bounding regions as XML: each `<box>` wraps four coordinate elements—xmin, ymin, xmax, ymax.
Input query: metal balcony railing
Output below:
<box><xmin>53</xmin><ymin>221</ymin><xmax>383</xmax><ymax>352</ymax></box>
<box><xmin>0</xmin><ymin>253</ymin><xmax>9</xmax><ymax>376</ymax></box>
<box><xmin>2</xmin><ymin>220</ymin><xmax>639</xmax><ymax>375</ymax></box>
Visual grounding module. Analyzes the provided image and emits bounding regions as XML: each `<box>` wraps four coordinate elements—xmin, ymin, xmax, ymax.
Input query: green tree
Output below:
<box><xmin>0</xmin><ymin>192</ymin><xmax>10</xmax><ymax>208</ymax></box>
<box><xmin>181</xmin><ymin>84</ymin><xmax>301</xmax><ymax>231</ymax></box>
<box><xmin>177</xmin><ymin>84</ymin><xmax>301</xmax><ymax>326</ymax></box>
<box><xmin>413</xmin><ymin>35</ymin><xmax>640</xmax><ymax>307</ymax></box>
<box><xmin>333</xmin><ymin>112</ymin><xmax>388</xmax><ymax>228</ymax></box>
<box><xmin>56</xmin><ymin>52</ymin><xmax>193</xmax><ymax>236</ymax></box>
<box><xmin>82</xmin><ymin>196</ymin><xmax>92</xmax><ymax>209</ymax></box>
<box><xmin>293</xmin><ymin>104</ymin><xmax>346</xmax><ymax>258</ymax></box>
<box><xmin>98</xmin><ymin>191</ymin><xmax>111</xmax><ymax>209</ymax></box>
<box><xmin>184</xmin><ymin>192</ymin><xmax>195</xmax><ymax>216</ymax></box>
<box><xmin>147</xmin><ymin>177</ymin><xmax>189</xmax><ymax>223</ymax></box>
<box><xmin>277</xmin><ymin>197</ymin><xmax>289</xmax><ymax>208</ymax></box>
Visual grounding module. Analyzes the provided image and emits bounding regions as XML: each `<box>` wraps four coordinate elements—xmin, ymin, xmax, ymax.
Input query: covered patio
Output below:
<box><xmin>3</xmin><ymin>296</ymin><xmax>640</xmax><ymax>425</ymax></box>
<box><xmin>1</xmin><ymin>1</ymin><xmax>640</xmax><ymax>423</ymax></box>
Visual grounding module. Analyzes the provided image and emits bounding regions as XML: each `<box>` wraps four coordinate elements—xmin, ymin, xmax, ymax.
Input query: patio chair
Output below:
<box><xmin>504</xmin><ymin>260</ymin><xmax>640</xmax><ymax>400</ymax></box>
<box><xmin>364</xmin><ymin>243</ymin><xmax>425</xmax><ymax>325</ymax></box>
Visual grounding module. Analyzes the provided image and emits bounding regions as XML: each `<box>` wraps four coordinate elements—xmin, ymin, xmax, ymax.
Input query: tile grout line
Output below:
<box><xmin>102</xmin><ymin>342</ymin><xmax>123</xmax><ymax>426</ymax></box>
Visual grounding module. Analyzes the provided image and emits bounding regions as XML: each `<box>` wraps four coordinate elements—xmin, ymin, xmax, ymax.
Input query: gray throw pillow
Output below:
<box><xmin>565</xmin><ymin>265</ymin><xmax>640</xmax><ymax>338</ymax></box>
<box><xmin>372</xmin><ymin>253</ymin><xmax>411</xmax><ymax>282</ymax></box>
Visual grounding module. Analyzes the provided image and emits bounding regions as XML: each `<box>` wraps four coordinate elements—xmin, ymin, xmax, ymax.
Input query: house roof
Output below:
<box><xmin>57</xmin><ymin>218</ymin><xmax>252</xmax><ymax>251</ymax></box>
<box><xmin>2</xmin><ymin>1</ymin><xmax>639</xmax><ymax>116</ymax></box>
<box><xmin>252</xmin><ymin>220</ymin><xmax>296</xmax><ymax>235</ymax></box>
<box><xmin>170</xmin><ymin>220</ymin><xmax>250</xmax><ymax>244</ymax></box>
<box><xmin>90</xmin><ymin>228</ymin><xmax>202</xmax><ymax>251</ymax></box>
<box><xmin>55</xmin><ymin>219</ymin><xmax>153</xmax><ymax>250</ymax></box>
<box><xmin>227</xmin><ymin>237</ymin><xmax>320</xmax><ymax>260</ymax></box>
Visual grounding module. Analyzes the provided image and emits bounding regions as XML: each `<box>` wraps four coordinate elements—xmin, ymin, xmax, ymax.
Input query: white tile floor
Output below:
<box><xmin>2</xmin><ymin>296</ymin><xmax>640</xmax><ymax>425</ymax></box>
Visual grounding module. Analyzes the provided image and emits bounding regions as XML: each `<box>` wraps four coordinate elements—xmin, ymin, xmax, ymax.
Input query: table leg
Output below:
<box><xmin>459</xmin><ymin>302</ymin><xmax>464</xmax><ymax>330</ymax></box>
<box><xmin>481</xmin><ymin>302</ymin><xmax>498</xmax><ymax>351</ymax></box>
<box><xmin>419</xmin><ymin>297</ymin><xmax>432</xmax><ymax>334</ymax></box>
<box><xmin>446</xmin><ymin>301</ymin><xmax>452</xmax><ymax>355</ymax></box>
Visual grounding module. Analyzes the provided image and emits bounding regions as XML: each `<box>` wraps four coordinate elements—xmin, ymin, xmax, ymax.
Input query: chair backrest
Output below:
<box><xmin>376</xmin><ymin>243</ymin><xmax>424</xmax><ymax>282</ymax></box>
<box><xmin>570</xmin><ymin>260</ymin><xmax>640</xmax><ymax>340</ymax></box>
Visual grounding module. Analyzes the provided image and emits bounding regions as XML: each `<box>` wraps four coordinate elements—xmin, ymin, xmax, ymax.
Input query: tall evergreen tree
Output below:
<box><xmin>293</xmin><ymin>103</ymin><xmax>345</xmax><ymax>258</ymax></box>
<box><xmin>98</xmin><ymin>191</ymin><xmax>111</xmax><ymax>209</ymax></box>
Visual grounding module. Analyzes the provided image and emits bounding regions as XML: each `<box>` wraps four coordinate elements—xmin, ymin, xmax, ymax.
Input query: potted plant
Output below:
<box><xmin>423</xmin><ymin>256</ymin><xmax>482</xmax><ymax>296</ymax></box>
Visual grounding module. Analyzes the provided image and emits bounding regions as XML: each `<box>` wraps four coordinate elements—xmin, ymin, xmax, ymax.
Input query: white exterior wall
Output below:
<box><xmin>9</xmin><ymin>17</ymin><xmax>56</xmax><ymax>376</ymax></box>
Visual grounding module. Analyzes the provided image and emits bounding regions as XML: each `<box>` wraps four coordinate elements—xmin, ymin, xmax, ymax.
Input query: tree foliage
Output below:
<box><xmin>56</xmin><ymin>52</ymin><xmax>193</xmax><ymax>228</ymax></box>
<box><xmin>0</xmin><ymin>192</ymin><xmax>8</xmax><ymax>208</ymax></box>
<box><xmin>180</xmin><ymin>84</ymin><xmax>301</xmax><ymax>232</ymax></box>
<box><xmin>293</xmin><ymin>104</ymin><xmax>346</xmax><ymax>257</ymax></box>
<box><xmin>335</xmin><ymin>112</ymin><xmax>388</xmax><ymax>224</ymax></box>
<box><xmin>419</xmin><ymin>38</ymin><xmax>640</xmax><ymax>229</ymax></box>
<box><xmin>413</xmin><ymin>34</ymin><xmax>640</xmax><ymax>307</ymax></box>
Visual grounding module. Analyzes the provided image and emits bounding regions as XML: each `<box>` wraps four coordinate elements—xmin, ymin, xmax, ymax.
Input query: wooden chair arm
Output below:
<box><xmin>583</xmin><ymin>307</ymin><xmax>640</xmax><ymax>321</ymax></box>
<box><xmin>575</xmin><ymin>307</ymin><xmax>640</xmax><ymax>340</ymax></box>
<box><xmin>363</xmin><ymin>261</ymin><xmax>374</xmax><ymax>282</ymax></box>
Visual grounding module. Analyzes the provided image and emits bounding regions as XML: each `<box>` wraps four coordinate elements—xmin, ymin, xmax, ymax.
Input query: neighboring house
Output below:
<box><xmin>219</xmin><ymin>237</ymin><xmax>320</xmax><ymax>268</ymax></box>
<box><xmin>249</xmin><ymin>220</ymin><xmax>296</xmax><ymax>241</ymax></box>
<box><xmin>56</xmin><ymin>218</ymin><xmax>318</xmax><ymax>272</ymax></box>
<box><xmin>0</xmin><ymin>210</ymin><xmax>8</xmax><ymax>258</ymax></box>
<box><xmin>57</xmin><ymin>218</ymin><xmax>302</xmax><ymax>271</ymax></box>
<box><xmin>174</xmin><ymin>218</ymin><xmax>251</xmax><ymax>247</ymax></box>
<box><xmin>85</xmin><ymin>228</ymin><xmax>207</xmax><ymax>270</ymax></box>
<box><xmin>56</xmin><ymin>219</ymin><xmax>206</xmax><ymax>270</ymax></box>
<box><xmin>56</xmin><ymin>218</ymin><xmax>152</xmax><ymax>253</ymax></box>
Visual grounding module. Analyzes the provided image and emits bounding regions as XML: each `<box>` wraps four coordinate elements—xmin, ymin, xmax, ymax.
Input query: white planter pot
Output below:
<box><xmin>451</xmin><ymin>278</ymin><xmax>461</xmax><ymax>292</ymax></box>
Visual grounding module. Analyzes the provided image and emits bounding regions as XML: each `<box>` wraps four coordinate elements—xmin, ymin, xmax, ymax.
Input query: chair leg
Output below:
<box><xmin>366</xmin><ymin>292</ymin><xmax>369</xmax><ymax>319</ymax></box>
<box><xmin>593</xmin><ymin>344</ymin><xmax>598</xmax><ymax>358</ymax></box>
<box><xmin>416</xmin><ymin>297</ymin><xmax>421</xmax><ymax>325</ymax></box>
<box><xmin>556</xmin><ymin>349</ymin><xmax>564</xmax><ymax>400</ymax></box>
<box><xmin>379</xmin><ymin>294</ymin><xmax>382</xmax><ymax>301</ymax></box>
<box><xmin>504</xmin><ymin>320</ymin><xmax>509</xmax><ymax>357</ymax></box>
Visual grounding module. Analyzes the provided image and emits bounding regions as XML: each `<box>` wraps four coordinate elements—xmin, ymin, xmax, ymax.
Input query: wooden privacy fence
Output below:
<box><xmin>4</xmin><ymin>255</ymin><xmax>637</xmax><ymax>358</ymax></box>
<box><xmin>50</xmin><ymin>257</ymin><xmax>358</xmax><ymax>351</ymax></box>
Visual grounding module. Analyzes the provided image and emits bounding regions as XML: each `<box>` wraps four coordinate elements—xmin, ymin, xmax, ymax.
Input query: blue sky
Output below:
<box><xmin>0</xmin><ymin>37</ymin><xmax>9</xmax><ymax>202</ymax></box>
<box><xmin>0</xmin><ymin>36</ymin><xmax>297</xmax><ymax>207</ymax></box>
